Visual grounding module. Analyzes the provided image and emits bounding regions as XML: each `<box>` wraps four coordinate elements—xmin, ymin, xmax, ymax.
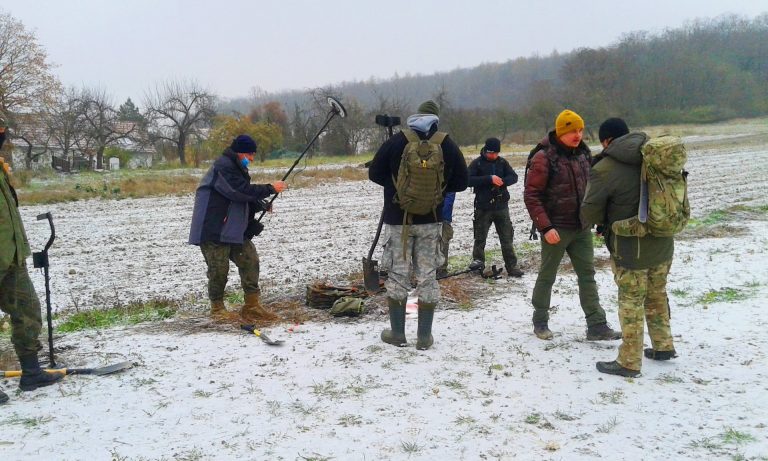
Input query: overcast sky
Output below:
<box><xmin>4</xmin><ymin>1</ymin><xmax>766</xmax><ymax>104</ymax></box>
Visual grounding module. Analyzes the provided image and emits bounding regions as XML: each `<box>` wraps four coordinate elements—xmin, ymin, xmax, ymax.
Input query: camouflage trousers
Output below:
<box><xmin>472</xmin><ymin>207</ymin><xmax>519</xmax><ymax>271</ymax></box>
<box><xmin>200</xmin><ymin>241</ymin><xmax>260</xmax><ymax>301</ymax></box>
<box><xmin>437</xmin><ymin>221</ymin><xmax>454</xmax><ymax>274</ymax></box>
<box><xmin>0</xmin><ymin>261</ymin><xmax>43</xmax><ymax>357</ymax></box>
<box><xmin>612</xmin><ymin>259</ymin><xmax>674</xmax><ymax>371</ymax></box>
<box><xmin>383</xmin><ymin>223</ymin><xmax>442</xmax><ymax>303</ymax></box>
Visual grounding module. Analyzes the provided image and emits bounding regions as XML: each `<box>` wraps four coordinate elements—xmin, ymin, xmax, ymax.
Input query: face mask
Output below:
<box><xmin>240</xmin><ymin>157</ymin><xmax>250</xmax><ymax>168</ymax></box>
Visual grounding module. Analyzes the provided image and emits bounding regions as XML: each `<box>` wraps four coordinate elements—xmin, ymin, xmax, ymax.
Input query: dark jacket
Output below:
<box><xmin>368</xmin><ymin>129</ymin><xmax>468</xmax><ymax>225</ymax></box>
<box><xmin>524</xmin><ymin>131</ymin><xmax>592</xmax><ymax>232</ymax></box>
<box><xmin>188</xmin><ymin>149</ymin><xmax>274</xmax><ymax>245</ymax></box>
<box><xmin>468</xmin><ymin>152</ymin><xmax>518</xmax><ymax>210</ymax></box>
<box><xmin>582</xmin><ymin>132</ymin><xmax>674</xmax><ymax>269</ymax></box>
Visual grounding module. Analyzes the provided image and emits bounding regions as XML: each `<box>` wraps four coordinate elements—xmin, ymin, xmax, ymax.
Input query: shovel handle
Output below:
<box><xmin>3</xmin><ymin>368</ymin><xmax>69</xmax><ymax>378</ymax></box>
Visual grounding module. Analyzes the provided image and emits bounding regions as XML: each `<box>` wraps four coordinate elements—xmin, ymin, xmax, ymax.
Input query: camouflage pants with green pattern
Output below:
<box><xmin>612</xmin><ymin>259</ymin><xmax>674</xmax><ymax>371</ymax></box>
<box><xmin>200</xmin><ymin>241</ymin><xmax>260</xmax><ymax>301</ymax></box>
<box><xmin>384</xmin><ymin>223</ymin><xmax>441</xmax><ymax>304</ymax></box>
<box><xmin>0</xmin><ymin>262</ymin><xmax>43</xmax><ymax>357</ymax></box>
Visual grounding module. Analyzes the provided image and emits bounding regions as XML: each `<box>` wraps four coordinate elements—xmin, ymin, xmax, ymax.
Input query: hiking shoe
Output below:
<box><xmin>644</xmin><ymin>348</ymin><xmax>678</xmax><ymax>361</ymax></box>
<box><xmin>506</xmin><ymin>267</ymin><xmax>524</xmax><ymax>278</ymax></box>
<box><xmin>586</xmin><ymin>323</ymin><xmax>622</xmax><ymax>341</ymax></box>
<box><xmin>0</xmin><ymin>389</ymin><xmax>8</xmax><ymax>404</ymax></box>
<box><xmin>533</xmin><ymin>322</ymin><xmax>553</xmax><ymax>340</ymax></box>
<box><xmin>19</xmin><ymin>370</ymin><xmax>64</xmax><ymax>392</ymax></box>
<box><xmin>596</xmin><ymin>360</ymin><xmax>640</xmax><ymax>378</ymax></box>
<box><xmin>468</xmin><ymin>260</ymin><xmax>485</xmax><ymax>271</ymax></box>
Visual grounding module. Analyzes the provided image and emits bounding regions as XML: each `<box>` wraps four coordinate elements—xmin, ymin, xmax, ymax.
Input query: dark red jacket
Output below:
<box><xmin>524</xmin><ymin>131</ymin><xmax>591</xmax><ymax>232</ymax></box>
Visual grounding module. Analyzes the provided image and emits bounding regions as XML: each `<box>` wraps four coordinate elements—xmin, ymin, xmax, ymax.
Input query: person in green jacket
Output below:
<box><xmin>0</xmin><ymin>126</ymin><xmax>63</xmax><ymax>404</ymax></box>
<box><xmin>581</xmin><ymin>118</ymin><xmax>677</xmax><ymax>378</ymax></box>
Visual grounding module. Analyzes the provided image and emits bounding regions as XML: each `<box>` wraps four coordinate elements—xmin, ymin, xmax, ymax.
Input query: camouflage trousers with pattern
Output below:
<box><xmin>0</xmin><ymin>261</ymin><xmax>43</xmax><ymax>357</ymax></box>
<box><xmin>200</xmin><ymin>241</ymin><xmax>260</xmax><ymax>301</ymax></box>
<box><xmin>437</xmin><ymin>221</ymin><xmax>454</xmax><ymax>274</ymax></box>
<box><xmin>612</xmin><ymin>259</ymin><xmax>675</xmax><ymax>371</ymax></box>
<box><xmin>383</xmin><ymin>223</ymin><xmax>442</xmax><ymax>304</ymax></box>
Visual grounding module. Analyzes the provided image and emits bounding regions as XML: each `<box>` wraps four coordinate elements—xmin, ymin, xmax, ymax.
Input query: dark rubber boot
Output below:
<box><xmin>381</xmin><ymin>298</ymin><xmax>407</xmax><ymax>347</ymax></box>
<box><xmin>18</xmin><ymin>354</ymin><xmax>63</xmax><ymax>392</ymax></box>
<box><xmin>644</xmin><ymin>348</ymin><xmax>678</xmax><ymax>360</ymax></box>
<box><xmin>416</xmin><ymin>302</ymin><xmax>436</xmax><ymax>350</ymax></box>
<box><xmin>0</xmin><ymin>389</ymin><xmax>8</xmax><ymax>404</ymax></box>
<box><xmin>596</xmin><ymin>360</ymin><xmax>640</xmax><ymax>377</ymax></box>
<box><xmin>506</xmin><ymin>266</ymin><xmax>524</xmax><ymax>278</ymax></box>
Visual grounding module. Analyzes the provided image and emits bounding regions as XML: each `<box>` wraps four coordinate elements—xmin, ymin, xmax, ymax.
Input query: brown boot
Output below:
<box><xmin>240</xmin><ymin>292</ymin><xmax>280</xmax><ymax>322</ymax></box>
<box><xmin>210</xmin><ymin>300</ymin><xmax>239</xmax><ymax>321</ymax></box>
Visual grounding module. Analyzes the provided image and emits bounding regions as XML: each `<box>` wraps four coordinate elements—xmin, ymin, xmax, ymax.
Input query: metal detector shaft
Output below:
<box><xmin>33</xmin><ymin>212</ymin><xmax>56</xmax><ymax>368</ymax></box>
<box><xmin>256</xmin><ymin>97</ymin><xmax>346</xmax><ymax>223</ymax></box>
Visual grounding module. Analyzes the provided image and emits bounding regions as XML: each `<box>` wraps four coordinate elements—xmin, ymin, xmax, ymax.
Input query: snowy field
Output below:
<box><xmin>1</xmin><ymin>125</ymin><xmax>767</xmax><ymax>460</ymax></box>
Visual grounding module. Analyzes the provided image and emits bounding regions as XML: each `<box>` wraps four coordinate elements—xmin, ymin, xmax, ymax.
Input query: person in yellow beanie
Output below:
<box><xmin>523</xmin><ymin>109</ymin><xmax>621</xmax><ymax>341</ymax></box>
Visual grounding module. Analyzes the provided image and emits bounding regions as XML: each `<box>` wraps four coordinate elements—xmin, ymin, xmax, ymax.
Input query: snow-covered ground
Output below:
<box><xmin>1</xmin><ymin>126</ymin><xmax>767</xmax><ymax>460</ymax></box>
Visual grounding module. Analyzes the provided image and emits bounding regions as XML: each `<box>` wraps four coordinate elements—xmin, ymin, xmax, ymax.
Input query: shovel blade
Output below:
<box><xmin>362</xmin><ymin>257</ymin><xmax>380</xmax><ymax>293</ymax></box>
<box><xmin>89</xmin><ymin>361</ymin><xmax>134</xmax><ymax>376</ymax></box>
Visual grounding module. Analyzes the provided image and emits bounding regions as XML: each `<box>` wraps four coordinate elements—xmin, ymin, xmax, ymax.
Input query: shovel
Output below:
<box><xmin>240</xmin><ymin>324</ymin><xmax>284</xmax><ymax>346</ymax></box>
<box><xmin>2</xmin><ymin>361</ymin><xmax>133</xmax><ymax>378</ymax></box>
<box><xmin>363</xmin><ymin>209</ymin><xmax>385</xmax><ymax>293</ymax></box>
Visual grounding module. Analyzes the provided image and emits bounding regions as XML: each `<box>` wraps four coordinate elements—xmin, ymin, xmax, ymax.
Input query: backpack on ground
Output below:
<box><xmin>612</xmin><ymin>135</ymin><xmax>690</xmax><ymax>238</ymax></box>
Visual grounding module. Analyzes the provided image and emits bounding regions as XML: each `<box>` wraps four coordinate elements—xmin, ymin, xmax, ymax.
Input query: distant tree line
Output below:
<box><xmin>2</xmin><ymin>11</ymin><xmax>766</xmax><ymax>171</ymax></box>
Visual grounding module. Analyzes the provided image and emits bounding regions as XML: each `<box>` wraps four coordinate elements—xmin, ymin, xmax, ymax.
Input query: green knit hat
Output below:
<box><xmin>417</xmin><ymin>100</ymin><xmax>440</xmax><ymax>116</ymax></box>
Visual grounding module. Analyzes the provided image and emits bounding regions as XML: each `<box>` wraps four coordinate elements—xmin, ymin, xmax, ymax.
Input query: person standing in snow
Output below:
<box><xmin>468</xmin><ymin>137</ymin><xmax>524</xmax><ymax>278</ymax></box>
<box><xmin>523</xmin><ymin>109</ymin><xmax>621</xmax><ymax>342</ymax></box>
<box><xmin>582</xmin><ymin>118</ymin><xmax>677</xmax><ymax>377</ymax></box>
<box><xmin>368</xmin><ymin>100</ymin><xmax>468</xmax><ymax>350</ymax></box>
<box><xmin>0</xmin><ymin>125</ymin><xmax>64</xmax><ymax>404</ymax></box>
<box><xmin>188</xmin><ymin>135</ymin><xmax>286</xmax><ymax>322</ymax></box>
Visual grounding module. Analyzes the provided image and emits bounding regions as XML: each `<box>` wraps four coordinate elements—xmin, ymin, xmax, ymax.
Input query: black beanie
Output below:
<box><xmin>230</xmin><ymin>135</ymin><xmax>257</xmax><ymax>153</ymax></box>
<box><xmin>483</xmin><ymin>137</ymin><xmax>501</xmax><ymax>153</ymax></box>
<box><xmin>598</xmin><ymin>118</ymin><xmax>629</xmax><ymax>142</ymax></box>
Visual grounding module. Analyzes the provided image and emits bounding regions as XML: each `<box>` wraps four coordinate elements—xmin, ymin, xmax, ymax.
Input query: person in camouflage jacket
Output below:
<box><xmin>0</xmin><ymin>126</ymin><xmax>63</xmax><ymax>403</ymax></box>
<box><xmin>582</xmin><ymin>118</ymin><xmax>677</xmax><ymax>377</ymax></box>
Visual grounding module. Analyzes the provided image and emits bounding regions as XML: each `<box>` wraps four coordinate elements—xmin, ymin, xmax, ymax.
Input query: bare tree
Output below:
<box><xmin>45</xmin><ymin>86</ymin><xmax>86</xmax><ymax>169</ymax></box>
<box><xmin>80</xmin><ymin>88</ymin><xmax>135</xmax><ymax>169</ymax></box>
<box><xmin>143</xmin><ymin>80</ymin><xmax>216</xmax><ymax>165</ymax></box>
<box><xmin>0</xmin><ymin>12</ymin><xmax>59</xmax><ymax>115</ymax></box>
<box><xmin>9</xmin><ymin>113</ymin><xmax>51</xmax><ymax>170</ymax></box>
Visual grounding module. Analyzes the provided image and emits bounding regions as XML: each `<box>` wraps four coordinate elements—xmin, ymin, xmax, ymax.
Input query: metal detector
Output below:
<box><xmin>255</xmin><ymin>96</ymin><xmax>347</xmax><ymax>226</ymax></box>
<box><xmin>32</xmin><ymin>212</ymin><xmax>56</xmax><ymax>368</ymax></box>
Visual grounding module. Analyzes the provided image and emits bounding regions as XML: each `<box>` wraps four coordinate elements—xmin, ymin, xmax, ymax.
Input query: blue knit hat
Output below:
<box><xmin>231</xmin><ymin>135</ymin><xmax>257</xmax><ymax>153</ymax></box>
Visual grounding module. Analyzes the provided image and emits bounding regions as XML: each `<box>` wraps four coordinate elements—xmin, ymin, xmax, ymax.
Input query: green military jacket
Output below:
<box><xmin>0</xmin><ymin>168</ymin><xmax>30</xmax><ymax>270</ymax></box>
<box><xmin>582</xmin><ymin>132</ymin><xmax>674</xmax><ymax>270</ymax></box>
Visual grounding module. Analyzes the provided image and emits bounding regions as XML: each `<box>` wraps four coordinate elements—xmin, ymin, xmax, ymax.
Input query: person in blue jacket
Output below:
<box><xmin>189</xmin><ymin>135</ymin><xmax>286</xmax><ymax>321</ymax></box>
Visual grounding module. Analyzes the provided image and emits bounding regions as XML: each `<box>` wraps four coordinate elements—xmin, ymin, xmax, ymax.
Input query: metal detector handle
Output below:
<box><xmin>36</xmin><ymin>212</ymin><xmax>55</xmax><ymax>253</ymax></box>
<box><xmin>256</xmin><ymin>98</ymin><xmax>346</xmax><ymax>224</ymax></box>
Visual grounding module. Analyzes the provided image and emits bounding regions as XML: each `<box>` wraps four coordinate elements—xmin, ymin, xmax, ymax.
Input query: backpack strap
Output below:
<box><xmin>429</xmin><ymin>131</ymin><xmax>447</xmax><ymax>145</ymax></box>
<box><xmin>402</xmin><ymin>129</ymin><xmax>420</xmax><ymax>143</ymax></box>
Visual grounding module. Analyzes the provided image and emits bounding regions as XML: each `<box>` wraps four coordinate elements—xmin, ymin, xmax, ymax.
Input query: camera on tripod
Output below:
<box><xmin>375</xmin><ymin>114</ymin><xmax>401</xmax><ymax>128</ymax></box>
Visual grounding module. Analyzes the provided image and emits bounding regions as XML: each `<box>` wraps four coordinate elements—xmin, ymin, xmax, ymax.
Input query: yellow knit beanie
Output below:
<box><xmin>555</xmin><ymin>110</ymin><xmax>585</xmax><ymax>137</ymax></box>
